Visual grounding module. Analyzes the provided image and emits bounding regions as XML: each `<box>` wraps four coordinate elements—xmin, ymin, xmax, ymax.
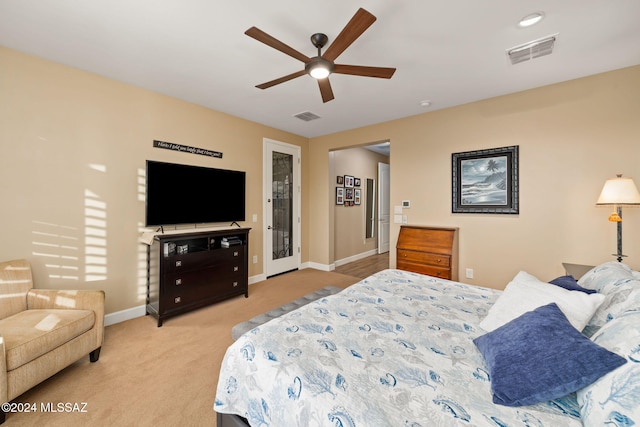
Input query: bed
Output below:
<box><xmin>214</xmin><ymin>263</ymin><xmax>640</xmax><ymax>426</ymax></box>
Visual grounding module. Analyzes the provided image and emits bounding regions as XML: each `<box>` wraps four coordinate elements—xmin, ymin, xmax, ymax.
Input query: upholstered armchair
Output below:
<box><xmin>0</xmin><ymin>259</ymin><xmax>104</xmax><ymax>424</ymax></box>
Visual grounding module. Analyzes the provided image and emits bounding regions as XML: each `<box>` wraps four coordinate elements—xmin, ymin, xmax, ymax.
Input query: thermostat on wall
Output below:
<box><xmin>402</xmin><ymin>200</ymin><xmax>411</xmax><ymax>208</ymax></box>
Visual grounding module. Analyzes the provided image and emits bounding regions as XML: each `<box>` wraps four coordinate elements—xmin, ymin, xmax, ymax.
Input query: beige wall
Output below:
<box><xmin>330</xmin><ymin>147</ymin><xmax>389</xmax><ymax>262</ymax></box>
<box><xmin>2</xmin><ymin>44</ymin><xmax>639</xmax><ymax>316</ymax></box>
<box><xmin>311</xmin><ymin>65</ymin><xmax>640</xmax><ymax>289</ymax></box>
<box><xmin>0</xmin><ymin>46</ymin><xmax>309</xmax><ymax>314</ymax></box>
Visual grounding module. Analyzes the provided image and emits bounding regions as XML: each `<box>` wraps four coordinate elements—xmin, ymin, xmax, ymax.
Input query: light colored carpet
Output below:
<box><xmin>6</xmin><ymin>269</ymin><xmax>361</xmax><ymax>427</ymax></box>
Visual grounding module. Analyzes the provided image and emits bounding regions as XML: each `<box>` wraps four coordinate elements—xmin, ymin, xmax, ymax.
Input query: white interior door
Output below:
<box><xmin>378</xmin><ymin>162</ymin><xmax>390</xmax><ymax>253</ymax></box>
<box><xmin>264</xmin><ymin>139</ymin><xmax>301</xmax><ymax>277</ymax></box>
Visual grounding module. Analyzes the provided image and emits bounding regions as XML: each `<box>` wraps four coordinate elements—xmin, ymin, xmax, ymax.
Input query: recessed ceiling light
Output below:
<box><xmin>420</xmin><ymin>100</ymin><xmax>432</xmax><ymax>107</ymax></box>
<box><xmin>518</xmin><ymin>12</ymin><xmax>545</xmax><ymax>27</ymax></box>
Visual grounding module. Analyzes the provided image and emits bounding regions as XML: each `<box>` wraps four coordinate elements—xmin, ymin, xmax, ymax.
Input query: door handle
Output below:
<box><xmin>267</xmin><ymin>226</ymin><xmax>272</xmax><ymax>230</ymax></box>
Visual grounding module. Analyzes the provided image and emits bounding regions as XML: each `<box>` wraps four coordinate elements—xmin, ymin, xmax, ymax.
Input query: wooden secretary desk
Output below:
<box><xmin>396</xmin><ymin>225</ymin><xmax>459</xmax><ymax>281</ymax></box>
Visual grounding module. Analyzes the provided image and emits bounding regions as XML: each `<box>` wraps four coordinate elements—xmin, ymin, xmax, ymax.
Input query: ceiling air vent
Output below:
<box><xmin>507</xmin><ymin>34</ymin><xmax>557</xmax><ymax>65</ymax></box>
<box><xmin>293</xmin><ymin>111</ymin><xmax>321</xmax><ymax>122</ymax></box>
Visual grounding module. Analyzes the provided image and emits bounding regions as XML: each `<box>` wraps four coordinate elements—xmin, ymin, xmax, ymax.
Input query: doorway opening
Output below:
<box><xmin>330</xmin><ymin>141</ymin><xmax>390</xmax><ymax>272</ymax></box>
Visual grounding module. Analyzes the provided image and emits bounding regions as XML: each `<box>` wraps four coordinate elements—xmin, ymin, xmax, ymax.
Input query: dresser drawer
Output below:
<box><xmin>396</xmin><ymin>261</ymin><xmax>452</xmax><ymax>280</ymax></box>
<box><xmin>164</xmin><ymin>266</ymin><xmax>243</xmax><ymax>293</ymax></box>
<box><xmin>163</xmin><ymin>249</ymin><xmax>244</xmax><ymax>273</ymax></box>
<box><xmin>164</xmin><ymin>270</ymin><xmax>245</xmax><ymax>306</ymax></box>
<box><xmin>397</xmin><ymin>250</ymin><xmax>450</xmax><ymax>268</ymax></box>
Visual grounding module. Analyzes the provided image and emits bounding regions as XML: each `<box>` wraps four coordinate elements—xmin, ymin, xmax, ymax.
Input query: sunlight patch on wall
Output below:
<box><xmin>31</xmin><ymin>221</ymin><xmax>80</xmax><ymax>281</ymax></box>
<box><xmin>89</xmin><ymin>163</ymin><xmax>107</xmax><ymax>173</ymax></box>
<box><xmin>137</xmin><ymin>223</ymin><xmax>150</xmax><ymax>303</ymax></box>
<box><xmin>137</xmin><ymin>168</ymin><xmax>146</xmax><ymax>202</ymax></box>
<box><xmin>84</xmin><ymin>186</ymin><xmax>107</xmax><ymax>282</ymax></box>
<box><xmin>137</xmin><ymin>169</ymin><xmax>151</xmax><ymax>302</ymax></box>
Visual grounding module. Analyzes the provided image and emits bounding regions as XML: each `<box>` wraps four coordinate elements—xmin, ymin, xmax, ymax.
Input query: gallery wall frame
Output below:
<box><xmin>344</xmin><ymin>175</ymin><xmax>355</xmax><ymax>188</ymax></box>
<box><xmin>336</xmin><ymin>187</ymin><xmax>344</xmax><ymax>205</ymax></box>
<box><xmin>345</xmin><ymin>188</ymin><xmax>354</xmax><ymax>202</ymax></box>
<box><xmin>452</xmin><ymin>145</ymin><xmax>519</xmax><ymax>214</ymax></box>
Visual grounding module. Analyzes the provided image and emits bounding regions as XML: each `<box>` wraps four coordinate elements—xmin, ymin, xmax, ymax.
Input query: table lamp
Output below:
<box><xmin>596</xmin><ymin>174</ymin><xmax>640</xmax><ymax>262</ymax></box>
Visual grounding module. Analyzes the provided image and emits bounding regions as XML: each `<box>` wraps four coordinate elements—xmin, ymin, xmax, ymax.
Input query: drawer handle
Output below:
<box><xmin>436</xmin><ymin>258</ymin><xmax>442</xmax><ymax>263</ymax></box>
<box><xmin>174</xmin><ymin>296</ymin><xmax>181</xmax><ymax>304</ymax></box>
<box><xmin>175</xmin><ymin>278</ymin><xmax>182</xmax><ymax>286</ymax></box>
<box><xmin>233</xmin><ymin>266</ymin><xmax>239</xmax><ymax>272</ymax></box>
<box><xmin>232</xmin><ymin>281</ymin><xmax>238</xmax><ymax>287</ymax></box>
<box><xmin>175</xmin><ymin>260</ymin><xmax>182</xmax><ymax>267</ymax></box>
<box><xmin>233</xmin><ymin>251</ymin><xmax>239</xmax><ymax>257</ymax></box>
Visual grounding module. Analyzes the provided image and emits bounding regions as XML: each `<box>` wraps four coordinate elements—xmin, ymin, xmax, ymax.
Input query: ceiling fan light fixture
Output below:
<box><xmin>518</xmin><ymin>12</ymin><xmax>545</xmax><ymax>27</ymax></box>
<box><xmin>306</xmin><ymin>57</ymin><xmax>334</xmax><ymax>79</ymax></box>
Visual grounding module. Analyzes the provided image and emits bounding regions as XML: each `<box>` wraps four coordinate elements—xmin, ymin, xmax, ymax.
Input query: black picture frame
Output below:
<box><xmin>336</xmin><ymin>187</ymin><xmax>344</xmax><ymax>205</ymax></box>
<box><xmin>452</xmin><ymin>145</ymin><xmax>519</xmax><ymax>214</ymax></box>
<box><xmin>344</xmin><ymin>175</ymin><xmax>355</xmax><ymax>188</ymax></box>
<box><xmin>345</xmin><ymin>188</ymin><xmax>354</xmax><ymax>201</ymax></box>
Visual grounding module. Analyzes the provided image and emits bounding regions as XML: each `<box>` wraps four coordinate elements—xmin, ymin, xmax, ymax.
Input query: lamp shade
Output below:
<box><xmin>596</xmin><ymin>175</ymin><xmax>640</xmax><ymax>205</ymax></box>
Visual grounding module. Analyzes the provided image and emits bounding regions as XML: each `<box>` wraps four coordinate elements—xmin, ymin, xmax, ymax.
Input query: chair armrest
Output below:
<box><xmin>0</xmin><ymin>334</ymin><xmax>7</xmax><ymax>403</ymax></box>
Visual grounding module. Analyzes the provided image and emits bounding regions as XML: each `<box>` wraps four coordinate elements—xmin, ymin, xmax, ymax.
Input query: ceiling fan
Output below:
<box><xmin>245</xmin><ymin>8</ymin><xmax>396</xmax><ymax>103</ymax></box>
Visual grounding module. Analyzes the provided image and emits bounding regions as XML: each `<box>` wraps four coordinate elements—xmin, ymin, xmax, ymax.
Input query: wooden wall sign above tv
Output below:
<box><xmin>153</xmin><ymin>140</ymin><xmax>223</xmax><ymax>159</ymax></box>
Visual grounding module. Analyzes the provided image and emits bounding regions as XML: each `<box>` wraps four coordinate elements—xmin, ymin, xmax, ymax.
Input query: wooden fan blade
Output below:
<box><xmin>333</xmin><ymin>64</ymin><xmax>396</xmax><ymax>79</ymax></box>
<box><xmin>318</xmin><ymin>78</ymin><xmax>334</xmax><ymax>103</ymax></box>
<box><xmin>322</xmin><ymin>8</ymin><xmax>376</xmax><ymax>62</ymax></box>
<box><xmin>245</xmin><ymin>27</ymin><xmax>311</xmax><ymax>63</ymax></box>
<box><xmin>256</xmin><ymin>70</ymin><xmax>307</xmax><ymax>89</ymax></box>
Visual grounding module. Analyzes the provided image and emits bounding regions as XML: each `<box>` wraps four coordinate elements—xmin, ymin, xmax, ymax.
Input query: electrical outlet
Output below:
<box><xmin>252</xmin><ymin>255</ymin><xmax>258</xmax><ymax>264</ymax></box>
<box><xmin>465</xmin><ymin>268</ymin><xmax>474</xmax><ymax>279</ymax></box>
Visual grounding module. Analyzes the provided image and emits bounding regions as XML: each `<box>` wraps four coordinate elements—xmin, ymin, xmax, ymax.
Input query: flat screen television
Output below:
<box><xmin>145</xmin><ymin>160</ymin><xmax>246</xmax><ymax>227</ymax></box>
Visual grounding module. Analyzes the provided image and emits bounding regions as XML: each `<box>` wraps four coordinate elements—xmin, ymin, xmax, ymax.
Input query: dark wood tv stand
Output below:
<box><xmin>146</xmin><ymin>228</ymin><xmax>250</xmax><ymax>327</ymax></box>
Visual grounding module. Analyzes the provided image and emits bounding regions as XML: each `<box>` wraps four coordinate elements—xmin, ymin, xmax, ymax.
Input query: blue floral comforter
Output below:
<box><xmin>214</xmin><ymin>269</ymin><xmax>582</xmax><ymax>426</ymax></box>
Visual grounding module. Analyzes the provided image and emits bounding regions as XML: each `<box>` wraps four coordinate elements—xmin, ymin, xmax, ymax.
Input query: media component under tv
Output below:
<box><xmin>145</xmin><ymin>160</ymin><xmax>246</xmax><ymax>227</ymax></box>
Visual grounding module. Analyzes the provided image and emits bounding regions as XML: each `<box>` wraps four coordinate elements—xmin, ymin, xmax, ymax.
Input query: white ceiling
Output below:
<box><xmin>1</xmin><ymin>1</ymin><xmax>639</xmax><ymax>138</ymax></box>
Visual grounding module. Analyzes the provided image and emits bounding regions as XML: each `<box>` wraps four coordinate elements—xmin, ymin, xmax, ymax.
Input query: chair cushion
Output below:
<box><xmin>0</xmin><ymin>309</ymin><xmax>95</xmax><ymax>370</ymax></box>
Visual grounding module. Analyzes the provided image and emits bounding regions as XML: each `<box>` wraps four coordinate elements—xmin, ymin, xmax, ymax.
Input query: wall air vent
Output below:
<box><xmin>507</xmin><ymin>34</ymin><xmax>557</xmax><ymax>65</ymax></box>
<box><xmin>293</xmin><ymin>111</ymin><xmax>321</xmax><ymax>122</ymax></box>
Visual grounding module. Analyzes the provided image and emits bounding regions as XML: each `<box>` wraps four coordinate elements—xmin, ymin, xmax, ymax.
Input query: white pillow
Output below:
<box><xmin>480</xmin><ymin>271</ymin><xmax>605</xmax><ymax>332</ymax></box>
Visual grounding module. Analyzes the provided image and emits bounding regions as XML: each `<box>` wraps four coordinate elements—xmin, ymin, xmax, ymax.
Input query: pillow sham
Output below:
<box><xmin>578</xmin><ymin>262</ymin><xmax>633</xmax><ymax>292</ymax></box>
<box><xmin>577</xmin><ymin>311</ymin><xmax>640</xmax><ymax>427</ymax></box>
<box><xmin>474</xmin><ymin>303</ymin><xmax>627</xmax><ymax>407</ymax></box>
<box><xmin>578</xmin><ymin>262</ymin><xmax>640</xmax><ymax>329</ymax></box>
<box><xmin>549</xmin><ymin>275</ymin><xmax>597</xmax><ymax>294</ymax></box>
<box><xmin>479</xmin><ymin>271</ymin><xmax>605</xmax><ymax>332</ymax></box>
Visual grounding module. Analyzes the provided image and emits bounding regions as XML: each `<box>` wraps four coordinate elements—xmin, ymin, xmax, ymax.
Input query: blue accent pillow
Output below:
<box><xmin>549</xmin><ymin>275</ymin><xmax>597</xmax><ymax>294</ymax></box>
<box><xmin>473</xmin><ymin>303</ymin><xmax>626</xmax><ymax>407</ymax></box>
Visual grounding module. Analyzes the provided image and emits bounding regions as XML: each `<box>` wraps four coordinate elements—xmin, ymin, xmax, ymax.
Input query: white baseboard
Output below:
<box><xmin>302</xmin><ymin>261</ymin><xmax>334</xmax><ymax>271</ymax></box>
<box><xmin>334</xmin><ymin>249</ymin><xmax>378</xmax><ymax>268</ymax></box>
<box><xmin>105</xmin><ymin>305</ymin><xmax>146</xmax><ymax>326</ymax></box>
<box><xmin>249</xmin><ymin>273</ymin><xmax>266</xmax><ymax>284</ymax></box>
